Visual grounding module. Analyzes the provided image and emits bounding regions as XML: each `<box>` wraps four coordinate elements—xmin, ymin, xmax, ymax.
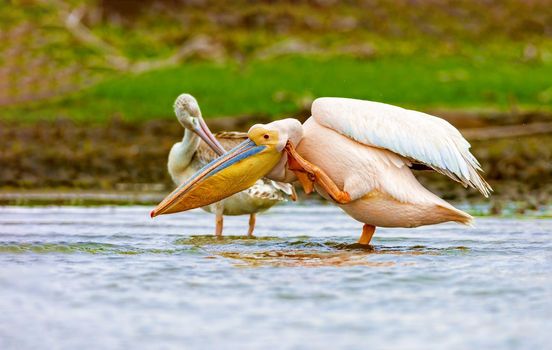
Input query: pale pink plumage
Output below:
<box><xmin>259</xmin><ymin>97</ymin><xmax>490</xmax><ymax>228</ymax></box>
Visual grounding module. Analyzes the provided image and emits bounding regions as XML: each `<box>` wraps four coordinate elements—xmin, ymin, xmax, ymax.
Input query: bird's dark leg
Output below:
<box><xmin>359</xmin><ymin>224</ymin><xmax>375</xmax><ymax>245</ymax></box>
<box><xmin>247</xmin><ymin>213</ymin><xmax>256</xmax><ymax>237</ymax></box>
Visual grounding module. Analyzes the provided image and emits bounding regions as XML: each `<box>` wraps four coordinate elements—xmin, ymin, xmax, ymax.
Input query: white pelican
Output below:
<box><xmin>166</xmin><ymin>94</ymin><xmax>294</xmax><ymax>236</ymax></box>
<box><xmin>152</xmin><ymin>97</ymin><xmax>491</xmax><ymax>245</ymax></box>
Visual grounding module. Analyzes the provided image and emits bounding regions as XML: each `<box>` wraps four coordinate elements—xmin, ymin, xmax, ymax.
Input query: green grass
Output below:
<box><xmin>7</xmin><ymin>55</ymin><xmax>552</xmax><ymax>122</ymax></box>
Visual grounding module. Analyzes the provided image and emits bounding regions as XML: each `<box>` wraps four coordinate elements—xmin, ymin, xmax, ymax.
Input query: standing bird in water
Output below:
<box><xmin>167</xmin><ymin>94</ymin><xmax>294</xmax><ymax>237</ymax></box>
<box><xmin>153</xmin><ymin>97</ymin><xmax>491</xmax><ymax>246</ymax></box>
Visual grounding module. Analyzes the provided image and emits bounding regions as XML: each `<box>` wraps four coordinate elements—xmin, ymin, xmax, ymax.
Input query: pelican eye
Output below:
<box><xmin>263</xmin><ymin>134</ymin><xmax>269</xmax><ymax>139</ymax></box>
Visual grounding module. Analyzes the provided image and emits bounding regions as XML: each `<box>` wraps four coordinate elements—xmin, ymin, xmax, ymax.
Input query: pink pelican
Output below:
<box><xmin>152</xmin><ymin>97</ymin><xmax>491</xmax><ymax>245</ymax></box>
<box><xmin>167</xmin><ymin>94</ymin><xmax>294</xmax><ymax>237</ymax></box>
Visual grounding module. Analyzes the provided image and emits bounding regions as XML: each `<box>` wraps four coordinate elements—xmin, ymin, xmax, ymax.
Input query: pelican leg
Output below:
<box><xmin>215</xmin><ymin>213</ymin><xmax>223</xmax><ymax>237</ymax></box>
<box><xmin>247</xmin><ymin>213</ymin><xmax>256</xmax><ymax>237</ymax></box>
<box><xmin>358</xmin><ymin>224</ymin><xmax>375</xmax><ymax>245</ymax></box>
<box><xmin>285</xmin><ymin>141</ymin><xmax>351</xmax><ymax>204</ymax></box>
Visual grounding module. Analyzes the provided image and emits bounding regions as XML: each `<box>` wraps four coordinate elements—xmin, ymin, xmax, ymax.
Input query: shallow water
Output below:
<box><xmin>0</xmin><ymin>205</ymin><xmax>550</xmax><ymax>350</ymax></box>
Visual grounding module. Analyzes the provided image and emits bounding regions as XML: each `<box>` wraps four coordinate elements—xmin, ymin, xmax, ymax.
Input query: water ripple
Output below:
<box><xmin>0</xmin><ymin>205</ymin><xmax>551</xmax><ymax>350</ymax></box>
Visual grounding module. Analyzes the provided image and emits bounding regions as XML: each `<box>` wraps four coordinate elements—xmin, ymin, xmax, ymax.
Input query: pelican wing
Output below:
<box><xmin>312</xmin><ymin>97</ymin><xmax>491</xmax><ymax>197</ymax></box>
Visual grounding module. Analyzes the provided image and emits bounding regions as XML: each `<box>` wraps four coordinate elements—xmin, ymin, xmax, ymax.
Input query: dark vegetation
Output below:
<box><xmin>1</xmin><ymin>113</ymin><xmax>551</xmax><ymax>213</ymax></box>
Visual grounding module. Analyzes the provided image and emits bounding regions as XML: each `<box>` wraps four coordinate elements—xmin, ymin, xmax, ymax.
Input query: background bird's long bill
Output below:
<box><xmin>150</xmin><ymin>139</ymin><xmax>280</xmax><ymax>217</ymax></box>
<box><xmin>194</xmin><ymin>117</ymin><xmax>226</xmax><ymax>155</ymax></box>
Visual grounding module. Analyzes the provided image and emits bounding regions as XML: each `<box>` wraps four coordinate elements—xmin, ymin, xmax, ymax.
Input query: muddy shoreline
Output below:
<box><xmin>1</xmin><ymin>112</ymin><xmax>551</xmax><ymax>213</ymax></box>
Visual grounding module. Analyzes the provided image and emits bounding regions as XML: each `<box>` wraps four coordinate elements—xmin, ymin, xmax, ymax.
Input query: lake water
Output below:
<box><xmin>0</xmin><ymin>205</ymin><xmax>550</xmax><ymax>350</ymax></box>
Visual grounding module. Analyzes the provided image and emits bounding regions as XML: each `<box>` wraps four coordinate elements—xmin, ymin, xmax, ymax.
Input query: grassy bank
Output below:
<box><xmin>3</xmin><ymin>1</ymin><xmax>552</xmax><ymax>121</ymax></box>
<box><xmin>5</xmin><ymin>55</ymin><xmax>552</xmax><ymax>122</ymax></box>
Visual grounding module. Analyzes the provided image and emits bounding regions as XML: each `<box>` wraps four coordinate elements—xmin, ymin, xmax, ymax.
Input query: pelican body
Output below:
<box><xmin>166</xmin><ymin>94</ymin><xmax>293</xmax><ymax>236</ymax></box>
<box><xmin>153</xmin><ymin>97</ymin><xmax>491</xmax><ymax>245</ymax></box>
<box><xmin>296</xmin><ymin>117</ymin><xmax>472</xmax><ymax>228</ymax></box>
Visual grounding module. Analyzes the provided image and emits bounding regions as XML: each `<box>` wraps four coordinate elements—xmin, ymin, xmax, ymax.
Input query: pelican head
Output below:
<box><xmin>248</xmin><ymin>119</ymin><xmax>303</xmax><ymax>152</ymax></box>
<box><xmin>151</xmin><ymin>119</ymin><xmax>302</xmax><ymax>217</ymax></box>
<box><xmin>174</xmin><ymin>93</ymin><xmax>226</xmax><ymax>155</ymax></box>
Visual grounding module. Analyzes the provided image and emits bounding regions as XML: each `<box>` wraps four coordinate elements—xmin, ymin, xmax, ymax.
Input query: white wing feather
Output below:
<box><xmin>312</xmin><ymin>97</ymin><xmax>491</xmax><ymax>197</ymax></box>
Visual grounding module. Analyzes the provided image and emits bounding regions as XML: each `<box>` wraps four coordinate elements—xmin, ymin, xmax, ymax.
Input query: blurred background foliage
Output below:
<box><xmin>2</xmin><ymin>0</ymin><xmax>552</xmax><ymax>119</ymax></box>
<box><xmin>1</xmin><ymin>0</ymin><xmax>551</xmax><ymax>211</ymax></box>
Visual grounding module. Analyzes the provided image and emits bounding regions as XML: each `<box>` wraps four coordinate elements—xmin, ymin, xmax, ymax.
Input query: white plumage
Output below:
<box><xmin>312</xmin><ymin>97</ymin><xmax>492</xmax><ymax>197</ymax></box>
<box><xmin>251</xmin><ymin>97</ymin><xmax>492</xmax><ymax>241</ymax></box>
<box><xmin>168</xmin><ymin>94</ymin><xmax>293</xmax><ymax>236</ymax></box>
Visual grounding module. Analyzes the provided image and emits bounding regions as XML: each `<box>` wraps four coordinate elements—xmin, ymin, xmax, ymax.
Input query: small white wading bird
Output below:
<box><xmin>166</xmin><ymin>94</ymin><xmax>294</xmax><ymax>236</ymax></box>
<box><xmin>152</xmin><ymin>97</ymin><xmax>491</xmax><ymax>245</ymax></box>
